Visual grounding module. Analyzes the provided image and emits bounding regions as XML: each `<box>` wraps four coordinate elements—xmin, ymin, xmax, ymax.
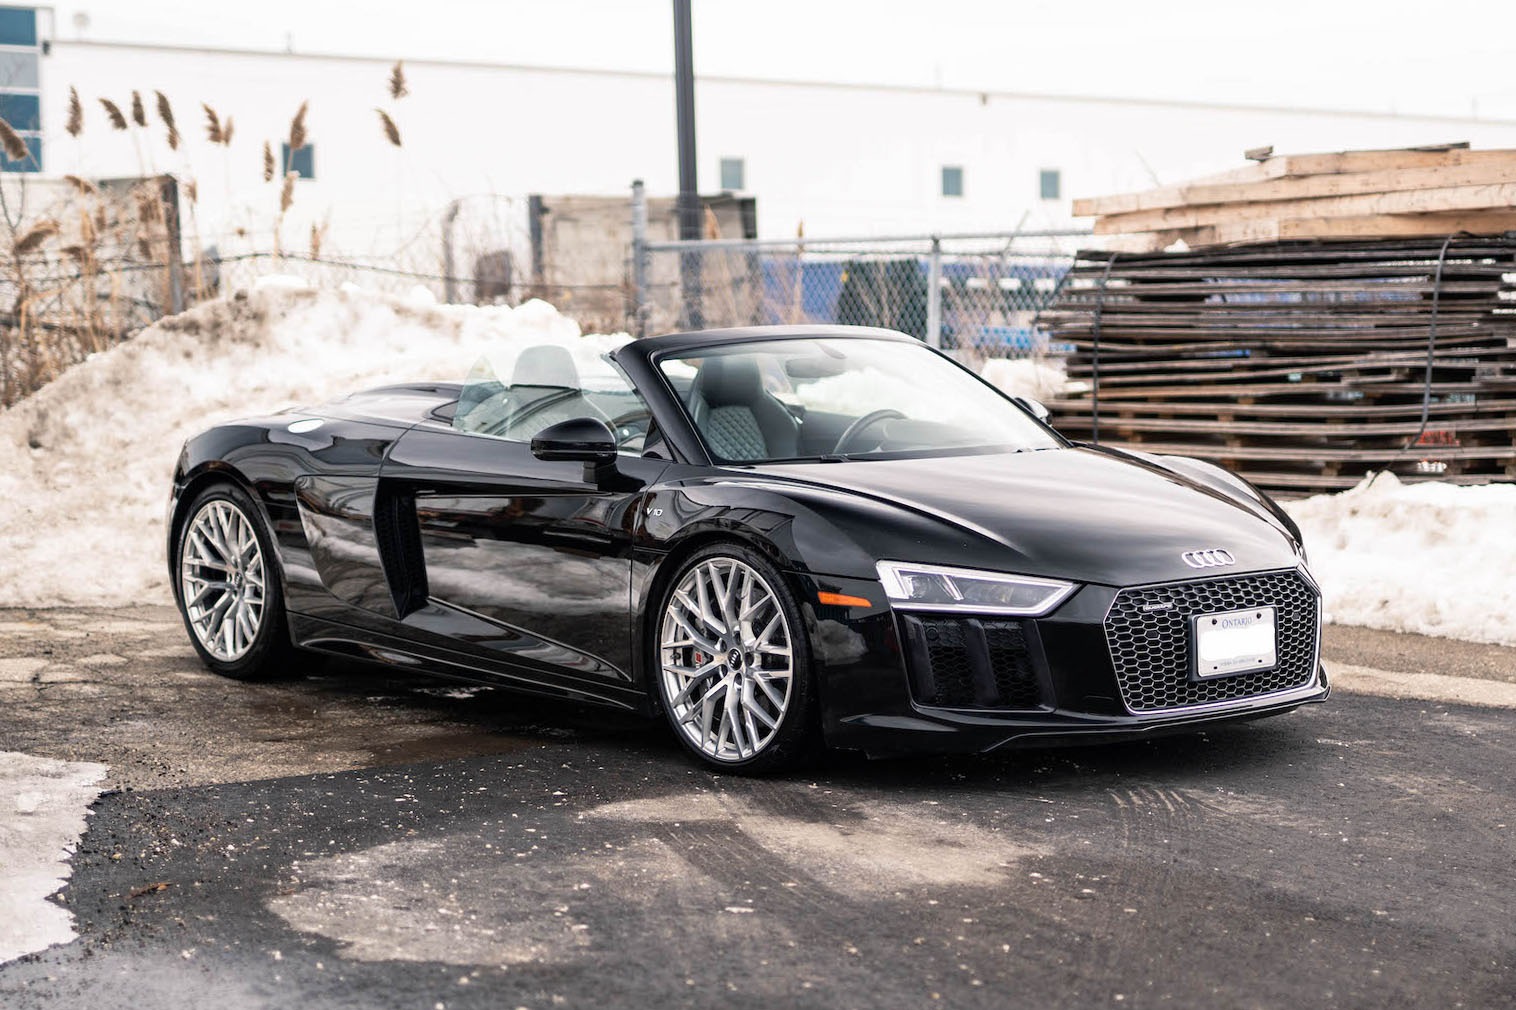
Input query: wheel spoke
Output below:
<box><xmin>751</xmin><ymin>672</ymin><xmax>786</xmax><ymax>709</ymax></box>
<box><xmin>692</xmin><ymin>571</ymin><xmax>727</xmax><ymax>638</ymax></box>
<box><xmin>667</xmin><ymin>661</ymin><xmax>722</xmax><ymax>707</ymax></box>
<box><xmin>722</xmin><ymin>682</ymin><xmax>745</xmax><ymax>757</ymax></box>
<box><xmin>665</xmin><ymin>605</ymin><xmax>719</xmax><ymax>654</ymax></box>
<box><xmin>698</xmin><ymin>679</ymin><xmax>723</xmax><ymax>750</ymax></box>
<box><xmin>743</xmin><ymin>687</ymin><xmax>778</xmax><ymax>730</ymax></box>
<box><xmin>187</xmin><ymin>582</ymin><xmax>231</xmax><ymax>609</ymax></box>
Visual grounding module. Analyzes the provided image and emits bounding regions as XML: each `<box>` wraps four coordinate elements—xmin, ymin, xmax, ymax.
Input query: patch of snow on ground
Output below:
<box><xmin>0</xmin><ymin>287</ymin><xmax>625</xmax><ymax>607</ymax></box>
<box><xmin>0</xmin><ymin>752</ymin><xmax>106</xmax><ymax>964</ymax></box>
<box><xmin>1284</xmin><ymin>473</ymin><xmax>1516</xmax><ymax>647</ymax></box>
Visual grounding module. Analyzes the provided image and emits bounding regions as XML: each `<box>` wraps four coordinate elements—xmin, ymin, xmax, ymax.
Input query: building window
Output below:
<box><xmin>282</xmin><ymin>142</ymin><xmax>316</xmax><ymax>180</ymax></box>
<box><xmin>0</xmin><ymin>51</ymin><xmax>39</xmax><ymax>89</ymax></box>
<box><xmin>0</xmin><ymin>8</ymin><xmax>36</xmax><ymax>48</ymax></box>
<box><xmin>719</xmin><ymin>157</ymin><xmax>745</xmax><ymax>191</ymax></box>
<box><xmin>1039</xmin><ymin>169</ymin><xmax>1061</xmax><ymax>200</ymax></box>
<box><xmin>0</xmin><ymin>132</ymin><xmax>38</xmax><ymax>172</ymax></box>
<box><xmin>0</xmin><ymin>91</ymin><xmax>39</xmax><ymax>131</ymax></box>
<box><xmin>941</xmin><ymin>166</ymin><xmax>964</xmax><ymax>198</ymax></box>
<box><xmin>0</xmin><ymin>7</ymin><xmax>41</xmax><ymax>173</ymax></box>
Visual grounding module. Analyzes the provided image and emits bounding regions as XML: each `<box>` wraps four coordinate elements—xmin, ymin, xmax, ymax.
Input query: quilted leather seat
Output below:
<box><xmin>687</xmin><ymin>355</ymin><xmax>799</xmax><ymax>461</ymax></box>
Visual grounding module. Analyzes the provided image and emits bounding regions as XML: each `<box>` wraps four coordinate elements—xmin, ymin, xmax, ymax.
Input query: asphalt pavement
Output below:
<box><xmin>1</xmin><ymin>606</ymin><xmax>1513</xmax><ymax>1009</ymax></box>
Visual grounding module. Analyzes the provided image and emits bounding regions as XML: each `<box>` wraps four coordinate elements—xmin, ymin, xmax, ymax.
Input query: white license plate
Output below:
<box><xmin>1193</xmin><ymin>607</ymin><xmax>1277</xmax><ymax>678</ymax></box>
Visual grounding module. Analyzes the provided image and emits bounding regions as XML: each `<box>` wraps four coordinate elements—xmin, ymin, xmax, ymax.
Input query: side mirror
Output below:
<box><xmin>1013</xmin><ymin>396</ymin><xmax>1052</xmax><ymax>423</ymax></box>
<box><xmin>530</xmin><ymin>417</ymin><xmax>617</xmax><ymax>463</ymax></box>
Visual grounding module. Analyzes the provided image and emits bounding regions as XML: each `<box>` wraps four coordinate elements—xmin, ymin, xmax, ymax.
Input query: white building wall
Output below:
<box><xmin>30</xmin><ymin>39</ymin><xmax>1516</xmax><ymax>260</ymax></box>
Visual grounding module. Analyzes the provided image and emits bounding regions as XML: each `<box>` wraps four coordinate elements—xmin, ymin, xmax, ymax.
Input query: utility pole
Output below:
<box><xmin>672</xmin><ymin>0</ymin><xmax>702</xmax><ymax>328</ymax></box>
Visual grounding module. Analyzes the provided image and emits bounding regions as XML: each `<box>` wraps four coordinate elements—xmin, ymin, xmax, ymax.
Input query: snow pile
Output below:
<box><xmin>1284</xmin><ymin>473</ymin><xmax>1516</xmax><ymax>647</ymax></box>
<box><xmin>979</xmin><ymin>356</ymin><xmax>1083</xmax><ymax>402</ymax></box>
<box><xmin>0</xmin><ymin>752</ymin><xmax>106</xmax><ymax>964</ymax></box>
<box><xmin>0</xmin><ymin>287</ymin><xmax>626</xmax><ymax>607</ymax></box>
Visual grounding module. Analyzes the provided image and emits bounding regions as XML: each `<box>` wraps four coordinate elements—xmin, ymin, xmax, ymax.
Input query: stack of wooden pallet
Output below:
<box><xmin>1075</xmin><ymin>143</ymin><xmax>1516</xmax><ymax>251</ymax></box>
<box><xmin>1039</xmin><ymin>237</ymin><xmax>1516</xmax><ymax>496</ymax></box>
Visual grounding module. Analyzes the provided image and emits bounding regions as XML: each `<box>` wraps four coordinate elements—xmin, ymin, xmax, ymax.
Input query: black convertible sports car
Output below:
<box><xmin>168</xmin><ymin>324</ymin><xmax>1327</xmax><ymax>772</ymax></box>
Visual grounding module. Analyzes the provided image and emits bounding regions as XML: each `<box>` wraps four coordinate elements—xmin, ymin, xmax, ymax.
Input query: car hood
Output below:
<box><xmin>756</xmin><ymin>447</ymin><xmax>1301</xmax><ymax>587</ymax></box>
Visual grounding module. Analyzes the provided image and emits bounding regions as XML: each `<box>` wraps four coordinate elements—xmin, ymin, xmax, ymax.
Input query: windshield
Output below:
<box><xmin>657</xmin><ymin>337</ymin><xmax>1060</xmax><ymax>463</ymax></box>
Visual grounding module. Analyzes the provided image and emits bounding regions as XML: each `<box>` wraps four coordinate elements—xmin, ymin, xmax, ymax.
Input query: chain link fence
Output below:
<box><xmin>631</xmin><ymin>229</ymin><xmax>1089</xmax><ymax>365</ymax></box>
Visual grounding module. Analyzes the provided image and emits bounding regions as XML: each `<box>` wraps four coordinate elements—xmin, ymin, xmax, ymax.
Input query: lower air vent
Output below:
<box><xmin>899</xmin><ymin>614</ymin><xmax>1044</xmax><ymax>710</ymax></box>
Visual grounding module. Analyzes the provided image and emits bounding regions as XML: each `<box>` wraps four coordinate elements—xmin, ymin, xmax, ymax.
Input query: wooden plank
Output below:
<box><xmin>1045</xmin><ymin>415</ymin><xmax>1516</xmax><ymax>439</ymax></box>
<box><xmin>1067</xmin><ymin>240</ymin><xmax>1516</xmax><ymax>268</ymax></box>
<box><xmin>1063</xmin><ymin>278</ymin><xmax>1503</xmax><ymax>296</ymax></box>
<box><xmin>1084</xmin><ymin>380</ymin><xmax>1488</xmax><ymax>400</ymax></box>
<box><xmin>1072</xmin><ymin>144</ymin><xmax>1500</xmax><ymax>216</ymax></box>
<box><xmin>1177</xmin><ymin>212</ymin><xmax>1516</xmax><ymax>245</ymax></box>
<box><xmin>1059</xmin><ymin>335</ymin><xmax>1504</xmax><ymax>354</ymax></box>
<box><xmin>1058</xmin><ymin>262</ymin><xmax>1513</xmax><ymax>280</ymax></box>
<box><xmin>1043</xmin><ymin>397</ymin><xmax>1516</xmax><ymax>419</ymax></box>
<box><xmin>1066</xmin><ymin>345</ymin><xmax>1516</xmax><ymax>378</ymax></box>
<box><xmin>1093</xmin><ymin>182</ymin><xmax>1516</xmax><ymax>235</ymax></box>
<box><xmin>1075</xmin><ymin>156</ymin><xmax>1516</xmax><ymax>218</ymax></box>
<box><xmin>1087</xmin><ymin>441</ymin><xmax>1516</xmax><ymax>463</ymax></box>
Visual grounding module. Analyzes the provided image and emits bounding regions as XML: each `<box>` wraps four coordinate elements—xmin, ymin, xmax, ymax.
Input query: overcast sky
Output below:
<box><xmin>48</xmin><ymin>0</ymin><xmax>1516</xmax><ymax>122</ymax></box>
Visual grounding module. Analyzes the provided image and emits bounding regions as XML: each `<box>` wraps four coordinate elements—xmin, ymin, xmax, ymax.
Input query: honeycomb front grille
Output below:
<box><xmin>1105</xmin><ymin>569</ymin><xmax>1319</xmax><ymax>713</ymax></box>
<box><xmin>900</xmin><ymin>615</ymin><xmax>1043</xmax><ymax>710</ymax></box>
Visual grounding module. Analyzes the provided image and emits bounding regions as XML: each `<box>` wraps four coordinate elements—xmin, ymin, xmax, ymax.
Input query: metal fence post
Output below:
<box><xmin>925</xmin><ymin>236</ymin><xmax>943</xmax><ymax>348</ymax></box>
<box><xmin>441</xmin><ymin>199</ymin><xmax>461</xmax><ymax>304</ymax></box>
<box><xmin>630</xmin><ymin>179</ymin><xmax>649</xmax><ymax>336</ymax></box>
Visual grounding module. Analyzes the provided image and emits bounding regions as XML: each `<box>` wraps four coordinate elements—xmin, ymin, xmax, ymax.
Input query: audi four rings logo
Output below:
<box><xmin>1181</xmin><ymin>548</ymin><xmax>1236</xmax><ymax>568</ymax></box>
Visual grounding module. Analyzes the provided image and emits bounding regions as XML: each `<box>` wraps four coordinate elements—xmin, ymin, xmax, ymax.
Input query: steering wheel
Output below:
<box><xmin>833</xmin><ymin>409</ymin><xmax>905</xmax><ymax>455</ymax></box>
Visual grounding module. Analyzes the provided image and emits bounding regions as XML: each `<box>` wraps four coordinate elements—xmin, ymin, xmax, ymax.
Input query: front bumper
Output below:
<box><xmin>797</xmin><ymin>567</ymin><xmax>1328</xmax><ymax>758</ymax></box>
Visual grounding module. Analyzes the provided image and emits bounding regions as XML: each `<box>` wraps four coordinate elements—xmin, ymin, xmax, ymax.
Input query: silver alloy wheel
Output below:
<box><xmin>180</xmin><ymin>499</ymin><xmax>267</xmax><ymax>662</ymax></box>
<box><xmin>659</xmin><ymin>556</ymin><xmax>794</xmax><ymax>763</ymax></box>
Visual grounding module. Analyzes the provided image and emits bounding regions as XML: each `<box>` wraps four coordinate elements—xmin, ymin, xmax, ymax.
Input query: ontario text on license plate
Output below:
<box><xmin>1193</xmin><ymin>606</ymin><xmax>1277</xmax><ymax>678</ymax></box>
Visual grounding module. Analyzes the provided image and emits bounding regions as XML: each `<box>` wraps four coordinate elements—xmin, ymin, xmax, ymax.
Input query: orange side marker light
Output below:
<box><xmin>817</xmin><ymin>591</ymin><xmax>872</xmax><ymax>608</ymax></box>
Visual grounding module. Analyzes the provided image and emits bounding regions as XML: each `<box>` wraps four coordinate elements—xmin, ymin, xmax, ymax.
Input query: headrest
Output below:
<box><xmin>511</xmin><ymin>345</ymin><xmax>579</xmax><ymax>388</ymax></box>
<box><xmin>692</xmin><ymin>355</ymin><xmax>763</xmax><ymax>407</ymax></box>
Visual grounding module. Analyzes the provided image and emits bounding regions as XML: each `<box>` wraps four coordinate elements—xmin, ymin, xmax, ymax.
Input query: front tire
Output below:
<box><xmin>174</xmin><ymin>482</ymin><xmax>298</xmax><ymax>680</ymax></box>
<box><xmin>652</xmin><ymin>543</ymin><xmax>818</xmax><ymax>773</ymax></box>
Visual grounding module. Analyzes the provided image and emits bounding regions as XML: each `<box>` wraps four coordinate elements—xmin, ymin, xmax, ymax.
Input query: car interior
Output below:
<box><xmin>667</xmin><ymin>351</ymin><xmax>988</xmax><ymax>462</ymax></box>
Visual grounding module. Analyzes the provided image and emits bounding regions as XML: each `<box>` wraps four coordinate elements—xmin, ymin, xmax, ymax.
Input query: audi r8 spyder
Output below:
<box><xmin>168</xmin><ymin>324</ymin><xmax>1327</xmax><ymax>772</ymax></box>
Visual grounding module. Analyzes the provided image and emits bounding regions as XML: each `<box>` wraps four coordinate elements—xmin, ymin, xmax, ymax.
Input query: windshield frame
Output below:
<box><xmin>644</xmin><ymin>333</ymin><xmax>1069</xmax><ymax>467</ymax></box>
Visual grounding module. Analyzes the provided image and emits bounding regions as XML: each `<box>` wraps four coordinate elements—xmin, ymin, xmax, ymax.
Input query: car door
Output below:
<box><xmin>378</xmin><ymin>354</ymin><xmax>668</xmax><ymax>699</ymax></box>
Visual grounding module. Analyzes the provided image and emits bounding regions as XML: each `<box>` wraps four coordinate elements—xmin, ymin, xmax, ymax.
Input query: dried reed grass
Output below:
<box><xmin>203</xmin><ymin>103</ymin><xmax>225</xmax><ymax>144</ymax></box>
<box><xmin>377</xmin><ymin>108</ymin><xmax>401</xmax><ymax>147</ymax></box>
<box><xmin>66</xmin><ymin>87</ymin><xmax>83</xmax><ymax>137</ymax></box>
<box><xmin>155</xmin><ymin>92</ymin><xmax>179</xmax><ymax>150</ymax></box>
<box><xmin>130</xmin><ymin>91</ymin><xmax>146</xmax><ymax>128</ymax></box>
<box><xmin>0</xmin><ymin>116</ymin><xmax>28</xmax><ymax>162</ymax></box>
<box><xmin>288</xmin><ymin>101</ymin><xmax>309</xmax><ymax>156</ymax></box>
<box><xmin>99</xmin><ymin>98</ymin><xmax>128</xmax><ymax>130</ymax></box>
<box><xmin>389</xmin><ymin>61</ymin><xmax>408</xmax><ymax>100</ymax></box>
<box><xmin>13</xmin><ymin>220</ymin><xmax>59</xmax><ymax>256</ymax></box>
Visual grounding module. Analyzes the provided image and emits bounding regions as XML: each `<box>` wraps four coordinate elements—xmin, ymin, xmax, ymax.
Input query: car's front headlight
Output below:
<box><xmin>876</xmin><ymin>561</ymin><xmax>1076</xmax><ymax>616</ymax></box>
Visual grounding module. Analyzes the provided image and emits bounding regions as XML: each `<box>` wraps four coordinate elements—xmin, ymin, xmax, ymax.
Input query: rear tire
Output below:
<box><xmin>174</xmin><ymin>481</ymin><xmax>299</xmax><ymax>681</ymax></box>
<box><xmin>651</xmin><ymin>543</ymin><xmax>819</xmax><ymax>774</ymax></box>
